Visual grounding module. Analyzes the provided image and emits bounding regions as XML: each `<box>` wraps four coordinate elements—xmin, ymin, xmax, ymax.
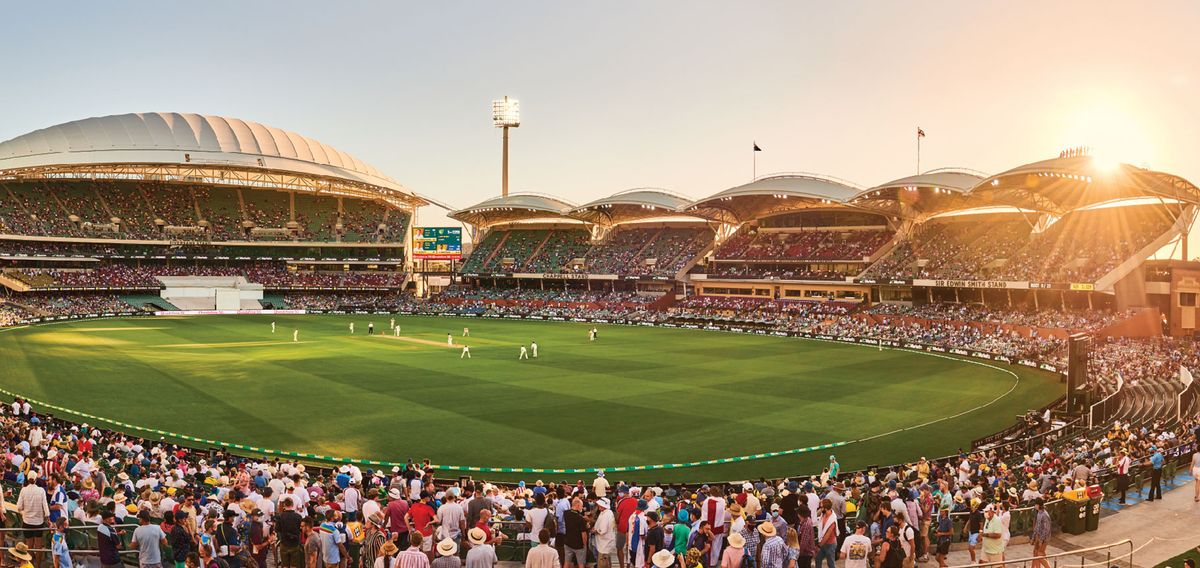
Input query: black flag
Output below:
<box><xmin>753</xmin><ymin>142</ymin><xmax>762</xmax><ymax>152</ymax></box>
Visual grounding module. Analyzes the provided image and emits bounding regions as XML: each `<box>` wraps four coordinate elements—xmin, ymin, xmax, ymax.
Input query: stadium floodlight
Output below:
<box><xmin>492</xmin><ymin>96</ymin><xmax>520</xmax><ymax>197</ymax></box>
<box><xmin>492</xmin><ymin>96</ymin><xmax>520</xmax><ymax>127</ymax></box>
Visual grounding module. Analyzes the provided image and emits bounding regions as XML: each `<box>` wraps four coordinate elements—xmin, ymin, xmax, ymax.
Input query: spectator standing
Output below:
<box><xmin>132</xmin><ymin>510</ymin><xmax>169</xmax><ymax>568</ymax></box>
<box><xmin>525</xmin><ymin>529</ymin><xmax>560</xmax><ymax>568</ymax></box>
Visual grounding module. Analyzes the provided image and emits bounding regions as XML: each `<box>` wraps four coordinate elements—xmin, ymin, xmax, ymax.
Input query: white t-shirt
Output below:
<box><xmin>841</xmin><ymin>534</ymin><xmax>872</xmax><ymax>568</ymax></box>
<box><xmin>525</xmin><ymin>507</ymin><xmax>550</xmax><ymax>541</ymax></box>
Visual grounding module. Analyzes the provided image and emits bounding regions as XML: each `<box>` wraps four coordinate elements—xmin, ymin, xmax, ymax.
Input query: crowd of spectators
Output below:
<box><xmin>715</xmin><ymin>229</ymin><xmax>892</xmax><ymax>261</ymax></box>
<box><xmin>5</xmin><ymin>263</ymin><xmax>407</xmax><ymax>289</ymax></box>
<box><xmin>864</xmin><ymin>206</ymin><xmax>1176</xmax><ymax>283</ymax></box>
<box><xmin>865</xmin><ymin>303</ymin><xmax>1132</xmax><ymax>333</ymax></box>
<box><xmin>0</xmin><ymin>183</ymin><xmax>406</xmax><ymax>243</ymax></box>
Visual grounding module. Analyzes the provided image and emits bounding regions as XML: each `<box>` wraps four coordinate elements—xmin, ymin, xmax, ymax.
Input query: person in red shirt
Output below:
<box><xmin>384</xmin><ymin>488</ymin><xmax>410</xmax><ymax>541</ymax></box>
<box><xmin>405</xmin><ymin>491</ymin><xmax>437</xmax><ymax>559</ymax></box>
<box><xmin>614</xmin><ymin>490</ymin><xmax>638</xmax><ymax>568</ymax></box>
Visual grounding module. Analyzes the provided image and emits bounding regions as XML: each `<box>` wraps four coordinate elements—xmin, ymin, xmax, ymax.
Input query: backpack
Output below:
<box><xmin>883</xmin><ymin>539</ymin><xmax>906</xmax><ymax>568</ymax></box>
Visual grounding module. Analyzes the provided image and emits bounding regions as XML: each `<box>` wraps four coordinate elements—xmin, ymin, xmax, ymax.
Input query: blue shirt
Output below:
<box><xmin>1150</xmin><ymin>452</ymin><xmax>1165</xmax><ymax>470</ymax></box>
<box><xmin>319</xmin><ymin>525</ymin><xmax>344</xmax><ymax>565</ymax></box>
<box><xmin>555</xmin><ymin>498</ymin><xmax>571</xmax><ymax>534</ymax></box>
<box><xmin>52</xmin><ymin>533</ymin><xmax>72</xmax><ymax>568</ymax></box>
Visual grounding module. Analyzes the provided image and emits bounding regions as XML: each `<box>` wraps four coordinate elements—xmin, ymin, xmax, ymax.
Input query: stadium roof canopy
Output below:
<box><xmin>0</xmin><ymin>112</ymin><xmax>436</xmax><ymax>209</ymax></box>
<box><xmin>967</xmin><ymin>155</ymin><xmax>1200</xmax><ymax>216</ymax></box>
<box><xmin>448</xmin><ymin>193</ymin><xmax>577</xmax><ymax>226</ymax></box>
<box><xmin>685</xmin><ymin>173</ymin><xmax>865</xmax><ymax>224</ymax></box>
<box><xmin>849</xmin><ymin>168</ymin><xmax>985</xmax><ymax>221</ymax></box>
<box><xmin>568</xmin><ymin>188</ymin><xmax>703</xmax><ymax>225</ymax></box>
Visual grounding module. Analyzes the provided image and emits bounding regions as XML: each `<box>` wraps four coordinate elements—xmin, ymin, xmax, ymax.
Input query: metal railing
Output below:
<box><xmin>950</xmin><ymin>538</ymin><xmax>1134</xmax><ymax>568</ymax></box>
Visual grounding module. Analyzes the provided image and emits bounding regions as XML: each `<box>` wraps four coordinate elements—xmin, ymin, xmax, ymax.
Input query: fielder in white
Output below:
<box><xmin>447</xmin><ymin>333</ymin><xmax>453</xmax><ymax>346</ymax></box>
<box><xmin>460</xmin><ymin>345</ymin><xmax>471</xmax><ymax>358</ymax></box>
<box><xmin>393</xmin><ymin>325</ymin><xmax>401</xmax><ymax>337</ymax></box>
<box><xmin>349</xmin><ymin>322</ymin><xmax>355</xmax><ymax>334</ymax></box>
<box><xmin>271</xmin><ymin>321</ymin><xmax>276</xmax><ymax>333</ymax></box>
<box><xmin>389</xmin><ymin>318</ymin><xmax>395</xmax><ymax>330</ymax></box>
<box><xmin>463</xmin><ymin>327</ymin><xmax>470</xmax><ymax>337</ymax></box>
<box><xmin>293</xmin><ymin>329</ymin><xmax>299</xmax><ymax>342</ymax></box>
<box><xmin>519</xmin><ymin>345</ymin><xmax>529</xmax><ymax>360</ymax></box>
<box><xmin>531</xmin><ymin>341</ymin><xmax>538</xmax><ymax>358</ymax></box>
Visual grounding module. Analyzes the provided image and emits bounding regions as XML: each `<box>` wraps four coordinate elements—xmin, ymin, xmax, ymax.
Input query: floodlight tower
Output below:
<box><xmin>492</xmin><ymin>96</ymin><xmax>520</xmax><ymax>197</ymax></box>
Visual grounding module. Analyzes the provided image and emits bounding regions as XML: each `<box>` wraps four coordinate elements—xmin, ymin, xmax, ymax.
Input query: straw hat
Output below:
<box><xmin>727</xmin><ymin>533</ymin><xmax>746</xmax><ymax>549</ymax></box>
<box><xmin>239</xmin><ymin>499</ymin><xmax>257</xmax><ymax>513</ymax></box>
<box><xmin>467</xmin><ymin>527</ymin><xmax>489</xmax><ymax>546</ymax></box>
<box><xmin>388</xmin><ymin>488</ymin><xmax>402</xmax><ymax>500</ymax></box>
<box><xmin>758</xmin><ymin>522</ymin><xmax>777</xmax><ymax>537</ymax></box>
<box><xmin>436</xmin><ymin>538</ymin><xmax>459</xmax><ymax>557</ymax></box>
<box><xmin>8</xmin><ymin>543</ymin><xmax>31</xmax><ymax>561</ymax></box>
<box><xmin>380</xmin><ymin>541</ymin><xmax>399</xmax><ymax>556</ymax></box>
<box><xmin>652</xmin><ymin>549</ymin><xmax>676</xmax><ymax>568</ymax></box>
<box><xmin>727</xmin><ymin>503</ymin><xmax>744</xmax><ymax>518</ymax></box>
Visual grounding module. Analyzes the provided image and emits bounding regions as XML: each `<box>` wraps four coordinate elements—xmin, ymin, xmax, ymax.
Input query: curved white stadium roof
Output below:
<box><xmin>0</xmin><ymin>112</ymin><xmax>424</xmax><ymax>202</ymax></box>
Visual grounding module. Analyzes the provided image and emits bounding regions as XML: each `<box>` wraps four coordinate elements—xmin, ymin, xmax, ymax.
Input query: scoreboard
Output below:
<box><xmin>411</xmin><ymin>227</ymin><xmax>463</xmax><ymax>260</ymax></box>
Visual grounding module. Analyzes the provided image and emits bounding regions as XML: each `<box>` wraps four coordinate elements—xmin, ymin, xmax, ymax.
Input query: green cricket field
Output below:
<box><xmin>0</xmin><ymin>314</ymin><xmax>1061</xmax><ymax>482</ymax></box>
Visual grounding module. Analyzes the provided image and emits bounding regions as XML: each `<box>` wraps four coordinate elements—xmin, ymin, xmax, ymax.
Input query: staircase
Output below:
<box><xmin>480</xmin><ymin>230</ymin><xmax>511</xmax><ymax>270</ymax></box>
<box><xmin>520</xmin><ymin>231</ymin><xmax>555</xmax><ymax>271</ymax></box>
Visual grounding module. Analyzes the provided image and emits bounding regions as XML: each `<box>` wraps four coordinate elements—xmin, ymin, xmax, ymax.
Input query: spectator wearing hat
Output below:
<box><xmin>651</xmin><ymin>549</ymin><xmax>676</xmax><ymax>568</ymax></box>
<box><xmin>594</xmin><ymin>470</ymin><xmax>610</xmax><ymax>498</ymax></box>
<box><xmin>97</xmin><ymin>510</ymin><xmax>125</xmax><ymax>568</ymax></box>
<box><xmin>432</xmin><ymin>539</ymin><xmax>461</xmax><ymax>568</ymax></box>
<box><xmin>375</xmin><ymin>540</ymin><xmax>401</xmax><ymax>568</ymax></box>
<box><xmin>360</xmin><ymin>512</ymin><xmax>388</xmax><ymax>568</ymax></box>
<box><xmin>385</xmin><ymin>491</ymin><xmax>412</xmax><ymax>539</ymax></box>
<box><xmin>244</xmin><ymin>508</ymin><xmax>269</xmax><ymax>568</ymax></box>
<box><xmin>525</xmin><ymin>529</ymin><xmax>559</xmax><ymax>568</ymax></box>
<box><xmin>628</xmin><ymin>500</ymin><xmax>650</xmax><ymax>568</ymax></box>
<box><xmin>757</xmin><ymin>522</ymin><xmax>787</xmax><ymax>568</ymax></box>
<box><xmin>594</xmin><ymin>498</ymin><xmax>617</xmax><ymax>568</ymax></box>
<box><xmin>9</xmin><ymin>543</ymin><xmax>34</xmax><ymax>568</ymax></box>
<box><xmin>170</xmin><ymin>510</ymin><xmax>193</xmax><ymax>568</ymax></box>
<box><xmin>719</xmin><ymin>532</ymin><xmax>745</xmax><ymax>568</ymax></box>
<box><xmin>1030</xmin><ymin>500</ymin><xmax>1051</xmax><ymax>568</ymax></box>
<box><xmin>406</xmin><ymin>492</ymin><xmax>437</xmax><ymax>556</ymax></box>
<box><xmin>464</xmin><ymin>528</ymin><xmax>497</xmax><ymax>568</ymax></box>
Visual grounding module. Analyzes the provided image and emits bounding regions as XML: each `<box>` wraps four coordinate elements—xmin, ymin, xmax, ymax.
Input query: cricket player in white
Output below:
<box><xmin>394</xmin><ymin>325</ymin><xmax>401</xmax><ymax>337</ymax></box>
<box><xmin>447</xmin><ymin>333</ymin><xmax>453</xmax><ymax>346</ymax></box>
<box><xmin>463</xmin><ymin>327</ymin><xmax>470</xmax><ymax>337</ymax></box>
<box><xmin>349</xmin><ymin>322</ymin><xmax>355</xmax><ymax>334</ymax></box>
<box><xmin>588</xmin><ymin>329</ymin><xmax>594</xmax><ymax>341</ymax></box>
<box><xmin>293</xmin><ymin>329</ymin><xmax>299</xmax><ymax>342</ymax></box>
<box><xmin>389</xmin><ymin>318</ymin><xmax>395</xmax><ymax>330</ymax></box>
<box><xmin>519</xmin><ymin>345</ymin><xmax>529</xmax><ymax>360</ymax></box>
<box><xmin>460</xmin><ymin>345</ymin><xmax>471</xmax><ymax>358</ymax></box>
<box><xmin>271</xmin><ymin>321</ymin><xmax>276</xmax><ymax>333</ymax></box>
<box><xmin>531</xmin><ymin>341</ymin><xmax>538</xmax><ymax>358</ymax></box>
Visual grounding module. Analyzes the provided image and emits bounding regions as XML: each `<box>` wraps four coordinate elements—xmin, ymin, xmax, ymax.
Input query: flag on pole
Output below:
<box><xmin>1181</xmin><ymin>365</ymin><xmax>1194</xmax><ymax>388</ymax></box>
<box><xmin>917</xmin><ymin>127</ymin><xmax>926</xmax><ymax>138</ymax></box>
<box><xmin>753</xmin><ymin>142</ymin><xmax>762</xmax><ymax>152</ymax></box>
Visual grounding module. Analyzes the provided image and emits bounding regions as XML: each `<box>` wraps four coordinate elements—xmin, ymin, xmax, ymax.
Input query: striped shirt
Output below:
<box><xmin>396</xmin><ymin>547</ymin><xmax>430</xmax><ymax>568</ymax></box>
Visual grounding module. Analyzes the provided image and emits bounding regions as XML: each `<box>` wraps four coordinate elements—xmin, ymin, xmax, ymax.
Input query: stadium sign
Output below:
<box><xmin>916</xmin><ymin>279</ymin><xmax>1026</xmax><ymax>289</ymax></box>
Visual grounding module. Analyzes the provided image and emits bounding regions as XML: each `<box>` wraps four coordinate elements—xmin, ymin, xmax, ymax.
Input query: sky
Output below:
<box><xmin>2</xmin><ymin>1</ymin><xmax>1198</xmax><ymax>229</ymax></box>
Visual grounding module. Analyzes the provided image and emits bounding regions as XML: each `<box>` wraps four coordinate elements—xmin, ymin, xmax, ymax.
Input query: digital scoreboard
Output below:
<box><xmin>411</xmin><ymin>227</ymin><xmax>463</xmax><ymax>260</ymax></box>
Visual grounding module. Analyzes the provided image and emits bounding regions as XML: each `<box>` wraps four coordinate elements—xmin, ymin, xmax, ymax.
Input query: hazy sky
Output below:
<box><xmin>3</xmin><ymin>1</ymin><xmax>1198</xmax><ymax>227</ymax></box>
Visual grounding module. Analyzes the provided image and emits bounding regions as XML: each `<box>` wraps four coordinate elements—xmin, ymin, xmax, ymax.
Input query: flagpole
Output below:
<box><xmin>753</xmin><ymin>148</ymin><xmax>756</xmax><ymax>180</ymax></box>
<box><xmin>916</xmin><ymin>130</ymin><xmax>921</xmax><ymax>175</ymax></box>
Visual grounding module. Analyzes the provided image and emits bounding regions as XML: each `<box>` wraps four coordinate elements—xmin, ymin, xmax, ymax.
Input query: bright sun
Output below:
<box><xmin>1057</xmin><ymin>99</ymin><xmax>1154</xmax><ymax>169</ymax></box>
